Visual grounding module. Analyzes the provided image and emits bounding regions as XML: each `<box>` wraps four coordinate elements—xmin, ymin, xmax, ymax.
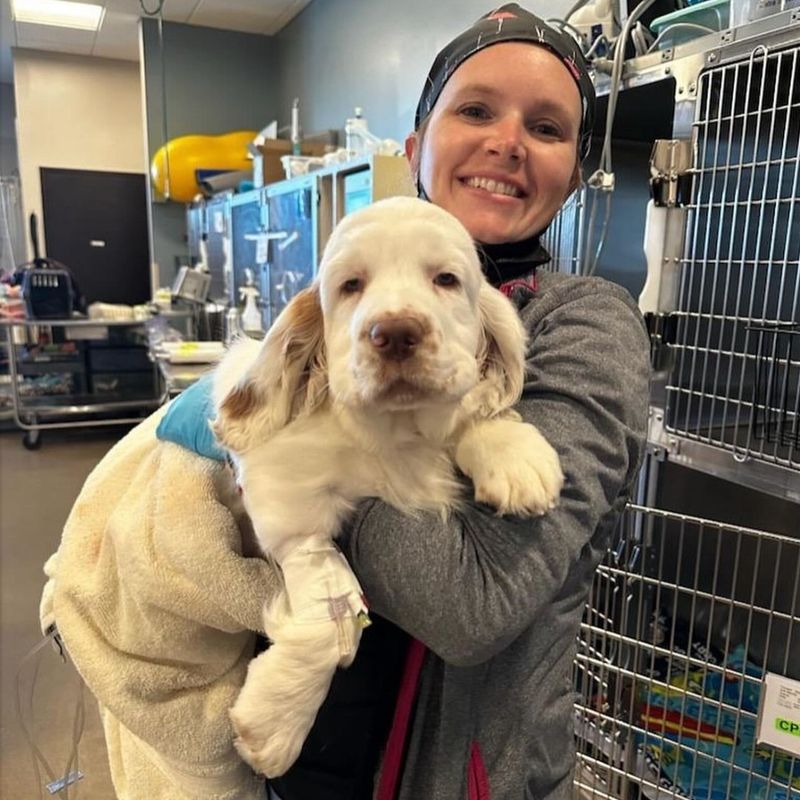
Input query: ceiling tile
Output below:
<box><xmin>262</xmin><ymin>0</ymin><xmax>310</xmax><ymax>35</ymax></box>
<box><xmin>2</xmin><ymin>0</ymin><xmax>311</xmax><ymax>83</ymax></box>
<box><xmin>92</xmin><ymin>10</ymin><xmax>139</xmax><ymax>60</ymax></box>
<box><xmin>103</xmin><ymin>0</ymin><xmax>200</xmax><ymax>22</ymax></box>
<box><xmin>189</xmin><ymin>0</ymin><xmax>307</xmax><ymax>34</ymax></box>
<box><xmin>187</xmin><ymin>9</ymin><xmax>276</xmax><ymax>35</ymax></box>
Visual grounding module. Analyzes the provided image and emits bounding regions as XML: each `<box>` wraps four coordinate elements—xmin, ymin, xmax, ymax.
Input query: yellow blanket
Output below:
<box><xmin>40</xmin><ymin>408</ymin><xmax>279</xmax><ymax>799</ymax></box>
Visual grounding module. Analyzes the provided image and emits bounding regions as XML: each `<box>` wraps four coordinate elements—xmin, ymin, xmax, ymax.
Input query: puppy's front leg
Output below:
<box><xmin>455</xmin><ymin>417</ymin><xmax>564</xmax><ymax>516</ymax></box>
<box><xmin>230</xmin><ymin>534</ymin><xmax>368</xmax><ymax>777</ymax></box>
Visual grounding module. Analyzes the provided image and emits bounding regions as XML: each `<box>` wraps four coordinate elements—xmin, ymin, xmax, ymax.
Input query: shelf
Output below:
<box><xmin>16</xmin><ymin>361</ymin><xmax>85</xmax><ymax>375</ymax></box>
<box><xmin>14</xmin><ymin>392</ymin><xmax>163</xmax><ymax>417</ymax></box>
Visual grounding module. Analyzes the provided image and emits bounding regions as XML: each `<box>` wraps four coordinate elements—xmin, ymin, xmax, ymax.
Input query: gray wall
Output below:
<box><xmin>141</xmin><ymin>19</ymin><xmax>280</xmax><ymax>284</ymax></box>
<box><xmin>0</xmin><ymin>82</ymin><xmax>18</xmax><ymax>176</ymax></box>
<box><xmin>274</xmin><ymin>0</ymin><xmax>574</xmax><ymax>144</ymax></box>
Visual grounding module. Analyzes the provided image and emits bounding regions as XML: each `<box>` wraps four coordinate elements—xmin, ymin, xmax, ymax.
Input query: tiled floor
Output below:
<box><xmin>1</xmin><ymin>426</ymin><xmax>121</xmax><ymax>799</ymax></box>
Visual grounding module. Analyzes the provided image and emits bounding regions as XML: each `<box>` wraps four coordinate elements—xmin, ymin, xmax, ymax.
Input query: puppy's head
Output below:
<box><xmin>213</xmin><ymin>197</ymin><xmax>528</xmax><ymax>452</ymax></box>
<box><xmin>319</xmin><ymin>197</ymin><xmax>526</xmax><ymax>415</ymax></box>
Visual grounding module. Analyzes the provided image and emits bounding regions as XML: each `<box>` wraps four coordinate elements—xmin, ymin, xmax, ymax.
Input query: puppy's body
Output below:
<box><xmin>212</xmin><ymin>198</ymin><xmax>563</xmax><ymax>777</ymax></box>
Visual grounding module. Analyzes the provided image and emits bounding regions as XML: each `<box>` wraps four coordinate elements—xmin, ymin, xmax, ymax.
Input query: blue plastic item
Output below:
<box><xmin>650</xmin><ymin>0</ymin><xmax>729</xmax><ymax>48</ymax></box>
<box><xmin>156</xmin><ymin>373</ymin><xmax>227</xmax><ymax>462</ymax></box>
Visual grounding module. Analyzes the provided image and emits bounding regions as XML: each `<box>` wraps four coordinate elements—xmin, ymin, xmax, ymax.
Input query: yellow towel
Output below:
<box><xmin>40</xmin><ymin>408</ymin><xmax>279</xmax><ymax>799</ymax></box>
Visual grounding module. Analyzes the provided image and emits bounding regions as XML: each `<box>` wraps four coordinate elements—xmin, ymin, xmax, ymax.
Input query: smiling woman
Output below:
<box><xmin>407</xmin><ymin>43</ymin><xmax>582</xmax><ymax>245</ymax></box>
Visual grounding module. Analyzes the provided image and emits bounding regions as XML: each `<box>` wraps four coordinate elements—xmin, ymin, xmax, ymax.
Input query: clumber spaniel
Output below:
<box><xmin>212</xmin><ymin>196</ymin><xmax>563</xmax><ymax>777</ymax></box>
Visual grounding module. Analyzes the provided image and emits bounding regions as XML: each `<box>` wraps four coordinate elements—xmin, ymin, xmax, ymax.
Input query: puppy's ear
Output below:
<box><xmin>213</xmin><ymin>284</ymin><xmax>327</xmax><ymax>453</ymax></box>
<box><xmin>470</xmin><ymin>284</ymin><xmax>527</xmax><ymax>417</ymax></box>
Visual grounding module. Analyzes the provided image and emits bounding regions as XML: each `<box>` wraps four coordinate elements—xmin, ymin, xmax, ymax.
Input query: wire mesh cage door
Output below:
<box><xmin>664</xmin><ymin>42</ymin><xmax>800</xmax><ymax>472</ymax></box>
<box><xmin>573</xmin><ymin>504</ymin><xmax>800</xmax><ymax>799</ymax></box>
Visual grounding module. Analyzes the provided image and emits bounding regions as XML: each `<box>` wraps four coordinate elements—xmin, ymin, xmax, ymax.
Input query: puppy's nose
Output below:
<box><xmin>369</xmin><ymin>318</ymin><xmax>424</xmax><ymax>361</ymax></box>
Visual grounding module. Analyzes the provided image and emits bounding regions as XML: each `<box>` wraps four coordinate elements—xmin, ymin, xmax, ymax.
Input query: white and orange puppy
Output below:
<box><xmin>212</xmin><ymin>196</ymin><xmax>563</xmax><ymax>778</ymax></box>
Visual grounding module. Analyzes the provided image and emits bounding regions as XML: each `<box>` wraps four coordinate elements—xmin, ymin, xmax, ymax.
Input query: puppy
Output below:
<box><xmin>212</xmin><ymin>196</ymin><xmax>563</xmax><ymax>777</ymax></box>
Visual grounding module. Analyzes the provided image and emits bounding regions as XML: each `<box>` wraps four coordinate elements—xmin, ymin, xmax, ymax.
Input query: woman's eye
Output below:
<box><xmin>341</xmin><ymin>277</ymin><xmax>363</xmax><ymax>294</ymax></box>
<box><xmin>459</xmin><ymin>105</ymin><xmax>490</xmax><ymax>121</ymax></box>
<box><xmin>532</xmin><ymin>122</ymin><xmax>562</xmax><ymax>138</ymax></box>
<box><xmin>434</xmin><ymin>272</ymin><xmax>459</xmax><ymax>288</ymax></box>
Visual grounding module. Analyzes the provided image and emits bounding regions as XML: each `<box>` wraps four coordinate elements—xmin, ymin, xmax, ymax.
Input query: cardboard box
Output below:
<box><xmin>255</xmin><ymin>139</ymin><xmax>332</xmax><ymax>187</ymax></box>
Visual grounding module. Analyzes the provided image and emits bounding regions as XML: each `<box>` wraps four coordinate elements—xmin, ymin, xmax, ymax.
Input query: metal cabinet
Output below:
<box><xmin>231</xmin><ymin>189</ymin><xmax>271</xmax><ymax>329</ymax></box>
<box><xmin>203</xmin><ymin>194</ymin><xmax>232</xmax><ymax>304</ymax></box>
<box><xmin>192</xmin><ymin>154</ymin><xmax>415</xmax><ymax>331</ymax></box>
<box><xmin>568</xmin><ymin>15</ymin><xmax>800</xmax><ymax>800</ymax></box>
<box><xmin>264</xmin><ymin>175</ymin><xmax>318</xmax><ymax>322</ymax></box>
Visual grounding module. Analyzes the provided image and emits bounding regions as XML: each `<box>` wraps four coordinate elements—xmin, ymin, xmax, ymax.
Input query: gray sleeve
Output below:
<box><xmin>342</xmin><ymin>281</ymin><xmax>651</xmax><ymax>667</ymax></box>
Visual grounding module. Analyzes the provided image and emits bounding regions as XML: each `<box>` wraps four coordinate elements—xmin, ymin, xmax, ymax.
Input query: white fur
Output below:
<box><xmin>212</xmin><ymin>197</ymin><xmax>563</xmax><ymax>777</ymax></box>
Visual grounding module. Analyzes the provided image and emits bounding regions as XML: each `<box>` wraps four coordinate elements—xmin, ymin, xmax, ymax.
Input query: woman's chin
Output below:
<box><xmin>466</xmin><ymin>221</ymin><xmax>526</xmax><ymax>245</ymax></box>
<box><xmin>457</xmin><ymin>209</ymin><xmax>541</xmax><ymax>245</ymax></box>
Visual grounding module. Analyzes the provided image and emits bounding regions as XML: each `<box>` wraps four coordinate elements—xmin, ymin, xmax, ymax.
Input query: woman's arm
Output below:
<box><xmin>342</xmin><ymin>279</ymin><xmax>651</xmax><ymax>666</ymax></box>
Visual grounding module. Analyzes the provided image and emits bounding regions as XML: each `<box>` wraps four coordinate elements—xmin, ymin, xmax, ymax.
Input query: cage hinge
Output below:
<box><xmin>646</xmin><ymin>406</ymin><xmax>679</xmax><ymax>461</ymax></box>
<box><xmin>649</xmin><ymin>139</ymin><xmax>692</xmax><ymax>207</ymax></box>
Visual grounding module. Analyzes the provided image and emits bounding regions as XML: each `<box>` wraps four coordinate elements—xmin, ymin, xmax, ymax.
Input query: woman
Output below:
<box><xmin>271</xmin><ymin>6</ymin><xmax>649</xmax><ymax>800</ymax></box>
<box><xmin>41</xmin><ymin>5</ymin><xmax>649</xmax><ymax>800</ymax></box>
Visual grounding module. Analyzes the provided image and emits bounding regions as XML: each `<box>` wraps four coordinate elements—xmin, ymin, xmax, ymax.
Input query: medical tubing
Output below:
<box><xmin>15</xmin><ymin>629</ymin><xmax>85</xmax><ymax>799</ymax></box>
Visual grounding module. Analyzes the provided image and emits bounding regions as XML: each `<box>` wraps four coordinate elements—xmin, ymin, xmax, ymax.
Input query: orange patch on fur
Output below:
<box><xmin>282</xmin><ymin>286</ymin><xmax>324</xmax><ymax>358</ymax></box>
<box><xmin>222</xmin><ymin>383</ymin><xmax>258</xmax><ymax>419</ymax></box>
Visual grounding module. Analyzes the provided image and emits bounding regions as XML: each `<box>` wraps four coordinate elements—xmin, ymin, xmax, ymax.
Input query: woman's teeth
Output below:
<box><xmin>464</xmin><ymin>176</ymin><xmax>523</xmax><ymax>198</ymax></box>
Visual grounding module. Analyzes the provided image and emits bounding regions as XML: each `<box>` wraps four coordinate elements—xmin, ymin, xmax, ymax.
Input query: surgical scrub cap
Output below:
<box><xmin>414</xmin><ymin>3</ymin><xmax>596</xmax><ymax>161</ymax></box>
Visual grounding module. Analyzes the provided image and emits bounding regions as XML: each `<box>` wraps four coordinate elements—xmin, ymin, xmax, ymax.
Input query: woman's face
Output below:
<box><xmin>407</xmin><ymin>42</ymin><xmax>582</xmax><ymax>244</ymax></box>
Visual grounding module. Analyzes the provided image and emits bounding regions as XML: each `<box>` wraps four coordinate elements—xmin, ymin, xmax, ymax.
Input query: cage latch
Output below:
<box><xmin>649</xmin><ymin>139</ymin><xmax>692</xmax><ymax>207</ymax></box>
<box><xmin>644</xmin><ymin>312</ymin><xmax>679</xmax><ymax>371</ymax></box>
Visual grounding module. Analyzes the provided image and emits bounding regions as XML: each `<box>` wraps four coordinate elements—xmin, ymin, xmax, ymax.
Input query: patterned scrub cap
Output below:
<box><xmin>414</xmin><ymin>3</ymin><xmax>596</xmax><ymax>161</ymax></box>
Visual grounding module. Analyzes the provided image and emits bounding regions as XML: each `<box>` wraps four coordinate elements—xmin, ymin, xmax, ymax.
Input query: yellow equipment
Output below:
<box><xmin>150</xmin><ymin>130</ymin><xmax>256</xmax><ymax>203</ymax></box>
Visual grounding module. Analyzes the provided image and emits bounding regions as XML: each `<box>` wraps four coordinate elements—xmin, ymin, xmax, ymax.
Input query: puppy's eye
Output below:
<box><xmin>434</xmin><ymin>272</ymin><xmax>459</xmax><ymax>288</ymax></box>
<box><xmin>341</xmin><ymin>277</ymin><xmax>363</xmax><ymax>294</ymax></box>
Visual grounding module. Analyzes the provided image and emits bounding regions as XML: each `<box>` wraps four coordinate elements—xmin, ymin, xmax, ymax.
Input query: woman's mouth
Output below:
<box><xmin>461</xmin><ymin>176</ymin><xmax>525</xmax><ymax>198</ymax></box>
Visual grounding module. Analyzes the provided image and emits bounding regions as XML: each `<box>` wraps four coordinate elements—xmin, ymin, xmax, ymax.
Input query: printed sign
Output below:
<box><xmin>757</xmin><ymin>672</ymin><xmax>800</xmax><ymax>758</ymax></box>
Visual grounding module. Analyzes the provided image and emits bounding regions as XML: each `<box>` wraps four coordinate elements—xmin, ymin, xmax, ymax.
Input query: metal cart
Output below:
<box><xmin>1</xmin><ymin>317</ymin><xmax>168</xmax><ymax>449</ymax></box>
<box><xmin>566</xmin><ymin>10</ymin><xmax>800</xmax><ymax>799</ymax></box>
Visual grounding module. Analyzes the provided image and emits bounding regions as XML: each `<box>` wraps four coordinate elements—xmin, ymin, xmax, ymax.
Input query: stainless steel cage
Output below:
<box><xmin>542</xmin><ymin>188</ymin><xmax>587</xmax><ymax>276</ymax></box>
<box><xmin>574</xmin><ymin>504</ymin><xmax>800</xmax><ymax>800</ymax></box>
<box><xmin>573</xmin><ymin>22</ymin><xmax>800</xmax><ymax>798</ymax></box>
<box><xmin>664</xmin><ymin>41</ymin><xmax>800</xmax><ymax>474</ymax></box>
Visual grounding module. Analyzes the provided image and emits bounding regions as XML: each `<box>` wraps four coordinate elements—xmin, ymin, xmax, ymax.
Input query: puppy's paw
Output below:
<box><xmin>230</xmin><ymin>699</ymin><xmax>307</xmax><ymax>778</ymax></box>
<box><xmin>456</xmin><ymin>419</ymin><xmax>563</xmax><ymax>516</ymax></box>
<box><xmin>230</xmin><ymin>636</ymin><xmax>339</xmax><ymax>777</ymax></box>
<box><xmin>230</xmin><ymin>608</ymin><xmax>360</xmax><ymax>777</ymax></box>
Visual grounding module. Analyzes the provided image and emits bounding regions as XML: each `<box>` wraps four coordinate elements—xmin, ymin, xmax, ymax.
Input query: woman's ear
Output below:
<box><xmin>404</xmin><ymin>132</ymin><xmax>418</xmax><ymax>170</ymax></box>
<box><xmin>567</xmin><ymin>159</ymin><xmax>582</xmax><ymax>198</ymax></box>
<box><xmin>212</xmin><ymin>284</ymin><xmax>327</xmax><ymax>453</ymax></box>
<box><xmin>467</xmin><ymin>284</ymin><xmax>527</xmax><ymax>417</ymax></box>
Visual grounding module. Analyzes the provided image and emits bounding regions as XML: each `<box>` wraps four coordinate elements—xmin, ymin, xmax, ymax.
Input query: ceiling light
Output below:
<box><xmin>12</xmin><ymin>0</ymin><xmax>105</xmax><ymax>31</ymax></box>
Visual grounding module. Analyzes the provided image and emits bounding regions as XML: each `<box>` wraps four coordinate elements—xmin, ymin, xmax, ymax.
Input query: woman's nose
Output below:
<box><xmin>484</xmin><ymin>119</ymin><xmax>527</xmax><ymax>162</ymax></box>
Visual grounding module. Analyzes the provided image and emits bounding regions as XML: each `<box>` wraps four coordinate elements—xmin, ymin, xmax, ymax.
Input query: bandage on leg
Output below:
<box><xmin>230</xmin><ymin>534</ymin><xmax>370</xmax><ymax>777</ymax></box>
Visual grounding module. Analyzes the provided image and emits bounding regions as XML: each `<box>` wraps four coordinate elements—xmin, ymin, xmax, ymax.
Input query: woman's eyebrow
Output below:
<box><xmin>451</xmin><ymin>83</ymin><xmax>499</xmax><ymax>98</ymax></box>
<box><xmin>452</xmin><ymin>84</ymin><xmax>576</xmax><ymax>117</ymax></box>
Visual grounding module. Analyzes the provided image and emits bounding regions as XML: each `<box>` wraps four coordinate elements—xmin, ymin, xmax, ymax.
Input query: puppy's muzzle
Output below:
<box><xmin>368</xmin><ymin>317</ymin><xmax>424</xmax><ymax>362</ymax></box>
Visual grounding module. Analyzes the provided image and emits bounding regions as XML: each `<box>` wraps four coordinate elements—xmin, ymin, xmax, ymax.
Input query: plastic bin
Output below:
<box><xmin>650</xmin><ymin>0</ymin><xmax>729</xmax><ymax>48</ymax></box>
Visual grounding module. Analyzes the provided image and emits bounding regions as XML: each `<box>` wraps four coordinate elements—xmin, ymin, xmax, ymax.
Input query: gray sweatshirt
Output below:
<box><xmin>344</xmin><ymin>271</ymin><xmax>651</xmax><ymax>800</ymax></box>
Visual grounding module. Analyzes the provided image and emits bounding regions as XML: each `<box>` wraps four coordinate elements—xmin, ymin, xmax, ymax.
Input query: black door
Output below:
<box><xmin>40</xmin><ymin>167</ymin><xmax>150</xmax><ymax>306</ymax></box>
